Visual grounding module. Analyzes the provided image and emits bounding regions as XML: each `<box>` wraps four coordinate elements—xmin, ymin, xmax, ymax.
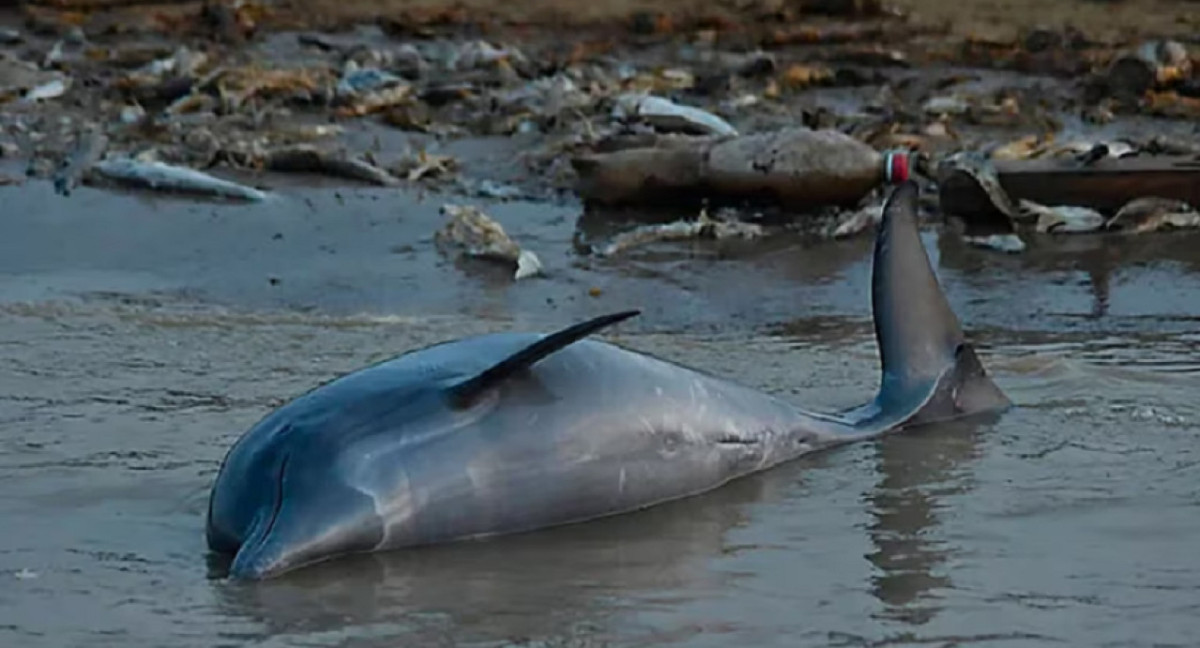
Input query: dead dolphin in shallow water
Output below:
<box><xmin>205</xmin><ymin>181</ymin><xmax>1011</xmax><ymax>580</ymax></box>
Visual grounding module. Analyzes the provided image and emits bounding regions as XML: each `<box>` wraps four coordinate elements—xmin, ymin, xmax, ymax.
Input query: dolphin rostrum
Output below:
<box><xmin>206</xmin><ymin>181</ymin><xmax>1011</xmax><ymax>580</ymax></box>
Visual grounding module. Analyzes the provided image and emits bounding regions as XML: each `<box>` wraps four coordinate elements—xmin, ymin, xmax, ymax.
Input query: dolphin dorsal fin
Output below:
<box><xmin>446</xmin><ymin>310</ymin><xmax>641</xmax><ymax>408</ymax></box>
<box><xmin>871</xmin><ymin>181</ymin><xmax>966</xmax><ymax>405</ymax></box>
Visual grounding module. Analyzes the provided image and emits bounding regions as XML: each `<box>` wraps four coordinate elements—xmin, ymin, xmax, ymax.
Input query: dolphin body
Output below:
<box><xmin>206</xmin><ymin>181</ymin><xmax>1011</xmax><ymax>580</ymax></box>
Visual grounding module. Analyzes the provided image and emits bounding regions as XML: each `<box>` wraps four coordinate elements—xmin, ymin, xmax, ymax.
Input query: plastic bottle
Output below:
<box><xmin>702</xmin><ymin>127</ymin><xmax>909</xmax><ymax>208</ymax></box>
<box><xmin>572</xmin><ymin>127</ymin><xmax>909</xmax><ymax>210</ymax></box>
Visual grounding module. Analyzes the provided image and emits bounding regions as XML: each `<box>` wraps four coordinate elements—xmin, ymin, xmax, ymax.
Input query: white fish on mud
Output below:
<box><xmin>964</xmin><ymin>232</ymin><xmax>1027</xmax><ymax>253</ymax></box>
<box><xmin>613</xmin><ymin>93</ymin><xmax>738</xmax><ymax>137</ymax></box>
<box><xmin>435</xmin><ymin>204</ymin><xmax>543</xmax><ymax>280</ymax></box>
<box><xmin>1018</xmin><ymin>199</ymin><xmax>1106</xmax><ymax>233</ymax></box>
<box><xmin>90</xmin><ymin>158</ymin><xmax>268</xmax><ymax>202</ymax></box>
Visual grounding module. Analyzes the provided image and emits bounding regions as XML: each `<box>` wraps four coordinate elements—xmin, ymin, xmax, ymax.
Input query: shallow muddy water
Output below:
<box><xmin>2</xmin><ymin>182</ymin><xmax>1200</xmax><ymax>647</ymax></box>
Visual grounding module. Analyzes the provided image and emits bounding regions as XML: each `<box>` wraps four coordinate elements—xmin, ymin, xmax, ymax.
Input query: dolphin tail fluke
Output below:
<box><xmin>867</xmin><ymin>181</ymin><xmax>1009</xmax><ymax>428</ymax></box>
<box><xmin>446</xmin><ymin>310</ymin><xmax>641</xmax><ymax>408</ymax></box>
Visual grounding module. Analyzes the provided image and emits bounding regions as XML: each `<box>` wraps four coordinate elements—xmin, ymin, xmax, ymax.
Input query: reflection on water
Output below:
<box><xmin>935</xmin><ymin>228</ymin><xmax>1200</xmax><ymax>328</ymax></box>
<box><xmin>210</xmin><ymin>466</ymin><xmax>778</xmax><ymax>647</ymax></box>
<box><xmin>864</xmin><ymin>419</ymin><xmax>987</xmax><ymax>626</ymax></box>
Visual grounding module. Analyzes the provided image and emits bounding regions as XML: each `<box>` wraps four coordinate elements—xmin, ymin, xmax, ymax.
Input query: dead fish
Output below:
<box><xmin>1018</xmin><ymin>199</ymin><xmax>1106</xmax><ymax>234</ymax></box>
<box><xmin>90</xmin><ymin>158</ymin><xmax>268</xmax><ymax>202</ymax></box>
<box><xmin>1106</xmin><ymin>197</ymin><xmax>1200</xmax><ymax>234</ymax></box>
<box><xmin>265</xmin><ymin>145</ymin><xmax>400</xmax><ymax>187</ymax></box>
<box><xmin>613</xmin><ymin>93</ymin><xmax>738</xmax><ymax>137</ymax></box>
<box><xmin>964</xmin><ymin>233</ymin><xmax>1027</xmax><ymax>254</ymax></box>
<box><xmin>435</xmin><ymin>204</ymin><xmax>543</xmax><ymax>280</ymax></box>
<box><xmin>599</xmin><ymin>208</ymin><xmax>763</xmax><ymax>257</ymax></box>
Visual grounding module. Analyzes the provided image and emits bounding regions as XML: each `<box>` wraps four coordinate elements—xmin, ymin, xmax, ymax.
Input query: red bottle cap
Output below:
<box><xmin>884</xmin><ymin>151</ymin><xmax>909</xmax><ymax>184</ymax></box>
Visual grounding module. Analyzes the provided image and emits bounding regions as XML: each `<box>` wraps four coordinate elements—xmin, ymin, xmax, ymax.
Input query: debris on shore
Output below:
<box><xmin>259</xmin><ymin>145</ymin><xmax>400</xmax><ymax>187</ymax></box>
<box><xmin>0</xmin><ymin>0</ymin><xmax>1196</xmax><ymax>257</ymax></box>
<box><xmin>596</xmin><ymin>207</ymin><xmax>765</xmax><ymax>257</ymax></box>
<box><xmin>435</xmin><ymin>204</ymin><xmax>543</xmax><ymax>280</ymax></box>
<box><xmin>938</xmin><ymin>147</ymin><xmax>1200</xmax><ymax>251</ymax></box>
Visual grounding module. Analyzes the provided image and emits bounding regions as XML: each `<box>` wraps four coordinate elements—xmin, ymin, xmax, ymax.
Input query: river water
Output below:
<box><xmin>2</xmin><ymin>181</ymin><xmax>1199</xmax><ymax>647</ymax></box>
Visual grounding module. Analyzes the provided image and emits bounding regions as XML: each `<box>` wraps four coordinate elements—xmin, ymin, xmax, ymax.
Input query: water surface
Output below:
<box><xmin>2</xmin><ymin>183</ymin><xmax>1199</xmax><ymax>647</ymax></box>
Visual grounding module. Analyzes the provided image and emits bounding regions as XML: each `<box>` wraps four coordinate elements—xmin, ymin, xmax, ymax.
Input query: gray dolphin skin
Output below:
<box><xmin>205</xmin><ymin>181</ymin><xmax>1012</xmax><ymax>580</ymax></box>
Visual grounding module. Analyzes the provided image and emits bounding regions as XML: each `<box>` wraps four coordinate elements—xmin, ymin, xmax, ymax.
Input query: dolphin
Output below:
<box><xmin>206</xmin><ymin>181</ymin><xmax>1011</xmax><ymax>580</ymax></box>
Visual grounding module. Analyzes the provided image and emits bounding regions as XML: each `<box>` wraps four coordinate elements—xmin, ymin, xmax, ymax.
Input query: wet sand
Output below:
<box><xmin>2</xmin><ymin>179</ymin><xmax>1200</xmax><ymax>647</ymax></box>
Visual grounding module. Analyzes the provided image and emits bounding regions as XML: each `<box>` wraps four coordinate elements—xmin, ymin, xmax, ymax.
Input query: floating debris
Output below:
<box><xmin>612</xmin><ymin>93</ymin><xmax>738</xmax><ymax>137</ymax></box>
<box><xmin>435</xmin><ymin>204</ymin><xmax>543</xmax><ymax>280</ymax></box>
<box><xmin>598</xmin><ymin>208</ymin><xmax>764</xmax><ymax>256</ymax></box>
<box><xmin>89</xmin><ymin>158</ymin><xmax>268</xmax><ymax>202</ymax></box>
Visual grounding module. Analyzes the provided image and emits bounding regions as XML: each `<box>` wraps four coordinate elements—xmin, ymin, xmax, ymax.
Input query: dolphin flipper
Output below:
<box><xmin>446</xmin><ymin>310</ymin><xmax>641</xmax><ymax>408</ymax></box>
<box><xmin>865</xmin><ymin>181</ymin><xmax>1010</xmax><ymax>427</ymax></box>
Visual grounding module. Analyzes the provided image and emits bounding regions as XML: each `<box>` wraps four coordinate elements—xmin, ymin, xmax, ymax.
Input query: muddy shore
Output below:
<box><xmin>3</xmin><ymin>0</ymin><xmax>1200</xmax><ymax>646</ymax></box>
